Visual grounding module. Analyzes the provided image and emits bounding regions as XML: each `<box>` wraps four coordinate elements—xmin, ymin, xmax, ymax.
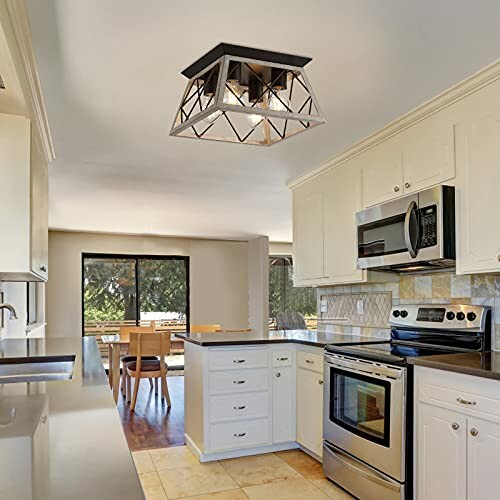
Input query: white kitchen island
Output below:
<box><xmin>178</xmin><ymin>330</ymin><xmax>382</xmax><ymax>462</ymax></box>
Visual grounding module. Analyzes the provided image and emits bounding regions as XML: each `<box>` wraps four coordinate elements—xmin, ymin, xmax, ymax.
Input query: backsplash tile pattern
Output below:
<box><xmin>317</xmin><ymin>272</ymin><xmax>500</xmax><ymax>349</ymax></box>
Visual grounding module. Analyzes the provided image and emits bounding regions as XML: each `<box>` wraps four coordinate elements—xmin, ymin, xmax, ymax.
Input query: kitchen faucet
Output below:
<box><xmin>0</xmin><ymin>303</ymin><xmax>18</xmax><ymax>320</ymax></box>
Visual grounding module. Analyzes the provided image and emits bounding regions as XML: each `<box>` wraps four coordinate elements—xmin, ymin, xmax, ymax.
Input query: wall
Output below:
<box><xmin>318</xmin><ymin>272</ymin><xmax>500</xmax><ymax>349</ymax></box>
<box><xmin>47</xmin><ymin>231</ymin><xmax>249</xmax><ymax>337</ymax></box>
<box><xmin>248</xmin><ymin>236</ymin><xmax>270</xmax><ymax>333</ymax></box>
<box><xmin>269</xmin><ymin>242</ymin><xmax>292</xmax><ymax>255</ymax></box>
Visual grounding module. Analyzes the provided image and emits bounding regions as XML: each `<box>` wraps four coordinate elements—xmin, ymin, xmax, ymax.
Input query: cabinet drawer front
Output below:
<box><xmin>209</xmin><ymin>370</ymin><xmax>270</xmax><ymax>395</ymax></box>
<box><xmin>272</xmin><ymin>351</ymin><xmax>293</xmax><ymax>367</ymax></box>
<box><xmin>297</xmin><ymin>351</ymin><xmax>323</xmax><ymax>373</ymax></box>
<box><xmin>209</xmin><ymin>418</ymin><xmax>271</xmax><ymax>451</ymax></box>
<box><xmin>416</xmin><ymin>367</ymin><xmax>500</xmax><ymax>423</ymax></box>
<box><xmin>208</xmin><ymin>349</ymin><xmax>269</xmax><ymax>371</ymax></box>
<box><xmin>209</xmin><ymin>392</ymin><xmax>270</xmax><ymax>423</ymax></box>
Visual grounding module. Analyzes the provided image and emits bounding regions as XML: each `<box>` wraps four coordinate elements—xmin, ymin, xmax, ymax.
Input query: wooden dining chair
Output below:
<box><xmin>126</xmin><ymin>331</ymin><xmax>171</xmax><ymax>411</ymax></box>
<box><xmin>119</xmin><ymin>324</ymin><xmax>156</xmax><ymax>396</ymax></box>
<box><xmin>190</xmin><ymin>324</ymin><xmax>221</xmax><ymax>333</ymax></box>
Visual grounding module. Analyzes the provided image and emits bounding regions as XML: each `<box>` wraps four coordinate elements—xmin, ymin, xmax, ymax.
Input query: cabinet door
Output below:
<box><xmin>273</xmin><ymin>367</ymin><xmax>295</xmax><ymax>443</ymax></box>
<box><xmin>455</xmin><ymin>112</ymin><xmax>500</xmax><ymax>274</ymax></box>
<box><xmin>292</xmin><ymin>178</ymin><xmax>324</xmax><ymax>283</ymax></box>
<box><xmin>402</xmin><ymin>112</ymin><xmax>455</xmax><ymax>194</ymax></box>
<box><xmin>323</xmin><ymin>160</ymin><xmax>364</xmax><ymax>284</ymax></box>
<box><xmin>30</xmin><ymin>138</ymin><xmax>49</xmax><ymax>280</ymax></box>
<box><xmin>417</xmin><ymin>403</ymin><xmax>466</xmax><ymax>500</ymax></box>
<box><xmin>361</xmin><ymin>137</ymin><xmax>403</xmax><ymax>207</ymax></box>
<box><xmin>467</xmin><ymin>417</ymin><xmax>500</xmax><ymax>500</ymax></box>
<box><xmin>296</xmin><ymin>367</ymin><xmax>323</xmax><ymax>457</ymax></box>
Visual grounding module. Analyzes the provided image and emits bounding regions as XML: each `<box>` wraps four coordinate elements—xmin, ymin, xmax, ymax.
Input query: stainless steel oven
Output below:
<box><xmin>323</xmin><ymin>353</ymin><xmax>406</xmax><ymax>498</ymax></box>
<box><xmin>356</xmin><ymin>185</ymin><xmax>455</xmax><ymax>273</ymax></box>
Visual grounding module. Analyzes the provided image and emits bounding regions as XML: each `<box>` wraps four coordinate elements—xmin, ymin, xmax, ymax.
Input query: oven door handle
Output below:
<box><xmin>324</xmin><ymin>442</ymin><xmax>401</xmax><ymax>492</ymax></box>
<box><xmin>324</xmin><ymin>358</ymin><xmax>403</xmax><ymax>380</ymax></box>
<box><xmin>404</xmin><ymin>200</ymin><xmax>419</xmax><ymax>259</ymax></box>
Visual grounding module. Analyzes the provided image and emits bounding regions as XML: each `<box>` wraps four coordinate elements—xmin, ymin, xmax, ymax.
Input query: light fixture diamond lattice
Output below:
<box><xmin>170</xmin><ymin>44</ymin><xmax>325</xmax><ymax>146</ymax></box>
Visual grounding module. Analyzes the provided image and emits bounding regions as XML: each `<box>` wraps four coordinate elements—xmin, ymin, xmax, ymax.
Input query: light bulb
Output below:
<box><xmin>223</xmin><ymin>83</ymin><xmax>243</xmax><ymax>105</ymax></box>
<box><xmin>203</xmin><ymin>109</ymin><xmax>222</xmax><ymax>124</ymax></box>
<box><xmin>269</xmin><ymin>92</ymin><xmax>290</xmax><ymax>112</ymax></box>
<box><xmin>248</xmin><ymin>114</ymin><xmax>263</xmax><ymax>127</ymax></box>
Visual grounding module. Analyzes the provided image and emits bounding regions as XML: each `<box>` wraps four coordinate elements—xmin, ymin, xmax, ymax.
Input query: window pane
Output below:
<box><xmin>138</xmin><ymin>259</ymin><xmax>188</xmax><ymax>324</ymax></box>
<box><xmin>83</xmin><ymin>257</ymin><xmax>137</xmax><ymax>335</ymax></box>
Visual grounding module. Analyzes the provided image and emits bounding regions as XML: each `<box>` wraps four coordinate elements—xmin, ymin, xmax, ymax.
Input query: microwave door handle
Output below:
<box><xmin>404</xmin><ymin>200</ymin><xmax>419</xmax><ymax>258</ymax></box>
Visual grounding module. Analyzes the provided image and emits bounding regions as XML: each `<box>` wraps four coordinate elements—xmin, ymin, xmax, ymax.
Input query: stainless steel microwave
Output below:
<box><xmin>356</xmin><ymin>185</ymin><xmax>455</xmax><ymax>273</ymax></box>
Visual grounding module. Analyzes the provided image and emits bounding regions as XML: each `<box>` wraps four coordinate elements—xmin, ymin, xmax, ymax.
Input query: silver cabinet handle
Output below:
<box><xmin>233</xmin><ymin>380</ymin><xmax>246</xmax><ymax>384</ymax></box>
<box><xmin>305</xmin><ymin>359</ymin><xmax>314</xmax><ymax>364</ymax></box>
<box><xmin>457</xmin><ymin>397</ymin><xmax>476</xmax><ymax>406</ymax></box>
<box><xmin>470</xmin><ymin>428</ymin><xmax>479</xmax><ymax>437</ymax></box>
<box><xmin>233</xmin><ymin>405</ymin><xmax>246</xmax><ymax>410</ymax></box>
<box><xmin>497</xmin><ymin>254</ymin><xmax>500</xmax><ymax>262</ymax></box>
<box><xmin>451</xmin><ymin>422</ymin><xmax>460</xmax><ymax>430</ymax></box>
<box><xmin>276</xmin><ymin>372</ymin><xmax>281</xmax><ymax>378</ymax></box>
<box><xmin>233</xmin><ymin>359</ymin><xmax>246</xmax><ymax>364</ymax></box>
<box><xmin>319</xmin><ymin>380</ymin><xmax>324</xmax><ymax>385</ymax></box>
<box><xmin>40</xmin><ymin>265</ymin><xmax>47</xmax><ymax>272</ymax></box>
<box><xmin>394</xmin><ymin>186</ymin><xmax>400</xmax><ymax>192</ymax></box>
<box><xmin>233</xmin><ymin>432</ymin><xmax>246</xmax><ymax>438</ymax></box>
<box><xmin>405</xmin><ymin>182</ymin><xmax>411</xmax><ymax>189</ymax></box>
<box><xmin>278</xmin><ymin>357</ymin><xmax>289</xmax><ymax>361</ymax></box>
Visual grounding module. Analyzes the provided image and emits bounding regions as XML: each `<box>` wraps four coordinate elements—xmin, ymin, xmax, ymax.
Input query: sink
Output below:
<box><xmin>0</xmin><ymin>355</ymin><xmax>75</xmax><ymax>383</ymax></box>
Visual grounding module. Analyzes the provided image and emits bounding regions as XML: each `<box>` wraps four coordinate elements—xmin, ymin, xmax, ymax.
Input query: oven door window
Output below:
<box><xmin>330</xmin><ymin>367</ymin><xmax>391</xmax><ymax>447</ymax></box>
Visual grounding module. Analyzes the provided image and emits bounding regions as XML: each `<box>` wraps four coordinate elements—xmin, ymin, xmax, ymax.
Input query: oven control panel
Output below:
<box><xmin>389</xmin><ymin>304</ymin><xmax>489</xmax><ymax>331</ymax></box>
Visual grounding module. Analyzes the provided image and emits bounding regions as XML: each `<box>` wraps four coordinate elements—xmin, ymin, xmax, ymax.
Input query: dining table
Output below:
<box><xmin>100</xmin><ymin>331</ymin><xmax>185</xmax><ymax>403</ymax></box>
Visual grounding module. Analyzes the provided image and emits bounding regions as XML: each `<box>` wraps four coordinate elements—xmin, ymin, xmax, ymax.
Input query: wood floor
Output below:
<box><xmin>117</xmin><ymin>375</ymin><xmax>185</xmax><ymax>451</ymax></box>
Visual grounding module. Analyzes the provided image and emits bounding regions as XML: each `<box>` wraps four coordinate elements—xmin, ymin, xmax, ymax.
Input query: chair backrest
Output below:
<box><xmin>129</xmin><ymin>331</ymin><xmax>171</xmax><ymax>357</ymax></box>
<box><xmin>275</xmin><ymin>311</ymin><xmax>307</xmax><ymax>330</ymax></box>
<box><xmin>119</xmin><ymin>324</ymin><xmax>154</xmax><ymax>342</ymax></box>
<box><xmin>190</xmin><ymin>324</ymin><xmax>221</xmax><ymax>333</ymax></box>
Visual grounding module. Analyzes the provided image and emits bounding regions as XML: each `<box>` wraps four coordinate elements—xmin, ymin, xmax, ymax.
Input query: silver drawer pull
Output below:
<box><xmin>457</xmin><ymin>397</ymin><xmax>476</xmax><ymax>406</ymax></box>
<box><xmin>305</xmin><ymin>359</ymin><xmax>315</xmax><ymax>364</ymax></box>
<box><xmin>233</xmin><ymin>432</ymin><xmax>246</xmax><ymax>438</ymax></box>
<box><xmin>233</xmin><ymin>405</ymin><xmax>246</xmax><ymax>410</ymax></box>
<box><xmin>470</xmin><ymin>428</ymin><xmax>479</xmax><ymax>437</ymax></box>
<box><xmin>278</xmin><ymin>357</ymin><xmax>289</xmax><ymax>361</ymax></box>
<box><xmin>451</xmin><ymin>422</ymin><xmax>460</xmax><ymax>430</ymax></box>
<box><xmin>233</xmin><ymin>359</ymin><xmax>246</xmax><ymax>363</ymax></box>
<box><xmin>319</xmin><ymin>380</ymin><xmax>324</xmax><ymax>385</ymax></box>
<box><xmin>233</xmin><ymin>380</ymin><xmax>246</xmax><ymax>384</ymax></box>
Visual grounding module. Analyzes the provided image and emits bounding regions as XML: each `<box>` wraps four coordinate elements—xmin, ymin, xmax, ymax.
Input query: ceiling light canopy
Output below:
<box><xmin>170</xmin><ymin>43</ymin><xmax>325</xmax><ymax>146</ymax></box>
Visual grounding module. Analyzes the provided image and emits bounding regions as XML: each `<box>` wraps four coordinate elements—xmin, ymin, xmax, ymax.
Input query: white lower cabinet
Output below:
<box><xmin>415</xmin><ymin>366</ymin><xmax>500</xmax><ymax>500</ymax></box>
<box><xmin>273</xmin><ymin>366</ymin><xmax>295</xmax><ymax>443</ymax></box>
<box><xmin>296</xmin><ymin>352</ymin><xmax>324</xmax><ymax>457</ymax></box>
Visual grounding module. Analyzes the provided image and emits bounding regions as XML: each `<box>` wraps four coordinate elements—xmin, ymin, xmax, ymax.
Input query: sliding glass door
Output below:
<box><xmin>82</xmin><ymin>254</ymin><xmax>189</xmax><ymax>336</ymax></box>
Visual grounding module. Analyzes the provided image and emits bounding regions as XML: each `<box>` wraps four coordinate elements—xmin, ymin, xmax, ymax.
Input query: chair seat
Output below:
<box><xmin>121</xmin><ymin>355</ymin><xmax>158</xmax><ymax>362</ymax></box>
<box><xmin>127</xmin><ymin>359</ymin><xmax>167</xmax><ymax>372</ymax></box>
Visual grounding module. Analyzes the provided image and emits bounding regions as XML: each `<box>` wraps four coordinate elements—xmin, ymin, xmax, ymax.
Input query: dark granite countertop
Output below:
<box><xmin>0</xmin><ymin>336</ymin><xmax>144</xmax><ymax>500</ymax></box>
<box><xmin>408</xmin><ymin>351</ymin><xmax>500</xmax><ymax>381</ymax></box>
<box><xmin>176</xmin><ymin>329</ymin><xmax>386</xmax><ymax>348</ymax></box>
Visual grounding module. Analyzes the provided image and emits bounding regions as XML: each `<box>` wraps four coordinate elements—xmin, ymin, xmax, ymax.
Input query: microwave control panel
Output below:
<box><xmin>419</xmin><ymin>204</ymin><xmax>437</xmax><ymax>248</ymax></box>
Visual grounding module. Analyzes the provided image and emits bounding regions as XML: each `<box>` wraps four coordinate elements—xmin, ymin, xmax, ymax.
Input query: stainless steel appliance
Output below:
<box><xmin>323</xmin><ymin>304</ymin><xmax>491</xmax><ymax>500</ymax></box>
<box><xmin>356</xmin><ymin>185</ymin><xmax>455</xmax><ymax>273</ymax></box>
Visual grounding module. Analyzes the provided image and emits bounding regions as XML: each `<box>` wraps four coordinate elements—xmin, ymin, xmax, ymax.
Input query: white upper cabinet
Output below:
<box><xmin>401</xmin><ymin>111</ymin><xmax>456</xmax><ymax>194</ymax></box>
<box><xmin>362</xmin><ymin>136</ymin><xmax>404</xmax><ymax>207</ymax></box>
<box><xmin>292</xmin><ymin>177</ymin><xmax>324</xmax><ymax>283</ymax></box>
<box><xmin>0</xmin><ymin>114</ymin><xmax>48</xmax><ymax>281</ymax></box>
<box><xmin>323</xmin><ymin>159</ymin><xmax>364</xmax><ymax>284</ymax></box>
<box><xmin>455</xmin><ymin>82</ymin><xmax>500</xmax><ymax>274</ymax></box>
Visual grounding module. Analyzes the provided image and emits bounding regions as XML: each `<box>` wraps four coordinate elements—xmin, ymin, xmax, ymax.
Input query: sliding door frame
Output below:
<box><xmin>81</xmin><ymin>253</ymin><xmax>190</xmax><ymax>336</ymax></box>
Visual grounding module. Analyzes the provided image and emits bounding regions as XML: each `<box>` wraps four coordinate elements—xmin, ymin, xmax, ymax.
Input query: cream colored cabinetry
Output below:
<box><xmin>293</xmin><ymin>160</ymin><xmax>365</xmax><ymax>286</ymax></box>
<box><xmin>0</xmin><ymin>114</ymin><xmax>48</xmax><ymax>281</ymax></box>
<box><xmin>292</xmin><ymin>176</ymin><xmax>324</xmax><ymax>283</ymax></box>
<box><xmin>296</xmin><ymin>348</ymin><xmax>323</xmax><ymax>458</ymax></box>
<box><xmin>455</xmin><ymin>82</ymin><xmax>500</xmax><ymax>274</ymax></box>
<box><xmin>362</xmin><ymin>113</ymin><xmax>455</xmax><ymax>208</ymax></box>
<box><xmin>415</xmin><ymin>366</ymin><xmax>500</xmax><ymax>499</ymax></box>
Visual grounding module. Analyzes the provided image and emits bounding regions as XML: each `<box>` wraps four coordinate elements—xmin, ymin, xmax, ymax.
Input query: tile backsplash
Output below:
<box><xmin>317</xmin><ymin>273</ymin><xmax>500</xmax><ymax>348</ymax></box>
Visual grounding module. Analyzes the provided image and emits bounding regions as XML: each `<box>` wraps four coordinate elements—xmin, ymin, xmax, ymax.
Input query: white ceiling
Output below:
<box><xmin>26</xmin><ymin>0</ymin><xmax>500</xmax><ymax>242</ymax></box>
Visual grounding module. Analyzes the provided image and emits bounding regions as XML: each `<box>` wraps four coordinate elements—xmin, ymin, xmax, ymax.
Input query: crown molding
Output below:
<box><xmin>287</xmin><ymin>57</ymin><xmax>500</xmax><ymax>189</ymax></box>
<box><xmin>0</xmin><ymin>0</ymin><xmax>55</xmax><ymax>163</ymax></box>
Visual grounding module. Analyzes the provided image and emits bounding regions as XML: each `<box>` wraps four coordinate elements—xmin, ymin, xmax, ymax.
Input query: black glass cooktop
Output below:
<box><xmin>325</xmin><ymin>341</ymin><xmax>464</xmax><ymax>365</ymax></box>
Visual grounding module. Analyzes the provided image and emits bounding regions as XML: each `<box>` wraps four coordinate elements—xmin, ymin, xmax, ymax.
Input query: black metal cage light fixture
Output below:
<box><xmin>170</xmin><ymin>43</ymin><xmax>326</xmax><ymax>146</ymax></box>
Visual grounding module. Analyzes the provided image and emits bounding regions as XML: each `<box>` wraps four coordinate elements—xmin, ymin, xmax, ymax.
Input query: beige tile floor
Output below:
<box><xmin>132</xmin><ymin>446</ymin><xmax>354</xmax><ymax>499</ymax></box>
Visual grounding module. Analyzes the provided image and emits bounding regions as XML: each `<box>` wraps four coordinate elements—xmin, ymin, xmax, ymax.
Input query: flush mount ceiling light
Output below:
<box><xmin>170</xmin><ymin>43</ymin><xmax>325</xmax><ymax>146</ymax></box>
